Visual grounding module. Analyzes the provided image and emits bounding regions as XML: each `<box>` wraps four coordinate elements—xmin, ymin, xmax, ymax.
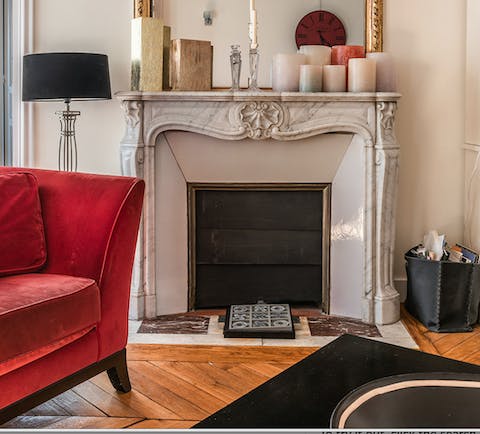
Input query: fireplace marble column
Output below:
<box><xmin>118</xmin><ymin>91</ymin><xmax>401</xmax><ymax>324</ymax></box>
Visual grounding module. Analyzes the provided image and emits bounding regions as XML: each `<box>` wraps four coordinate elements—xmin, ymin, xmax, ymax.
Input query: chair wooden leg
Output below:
<box><xmin>107</xmin><ymin>349</ymin><xmax>131</xmax><ymax>393</ymax></box>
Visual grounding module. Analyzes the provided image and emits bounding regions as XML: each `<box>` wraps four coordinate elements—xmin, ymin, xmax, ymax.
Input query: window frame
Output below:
<box><xmin>0</xmin><ymin>0</ymin><xmax>11</xmax><ymax>165</ymax></box>
<box><xmin>10</xmin><ymin>0</ymin><xmax>33</xmax><ymax>167</ymax></box>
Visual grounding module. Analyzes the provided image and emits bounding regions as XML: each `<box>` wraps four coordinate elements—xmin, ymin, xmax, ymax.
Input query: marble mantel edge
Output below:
<box><xmin>117</xmin><ymin>90</ymin><xmax>401</xmax><ymax>325</ymax></box>
<box><xmin>116</xmin><ymin>90</ymin><xmax>401</xmax><ymax>103</ymax></box>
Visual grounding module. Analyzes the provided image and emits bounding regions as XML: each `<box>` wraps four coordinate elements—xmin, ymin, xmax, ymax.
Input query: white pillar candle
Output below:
<box><xmin>299</xmin><ymin>65</ymin><xmax>323</xmax><ymax>92</ymax></box>
<box><xmin>348</xmin><ymin>58</ymin><xmax>376</xmax><ymax>92</ymax></box>
<box><xmin>298</xmin><ymin>45</ymin><xmax>332</xmax><ymax>66</ymax></box>
<box><xmin>322</xmin><ymin>65</ymin><xmax>346</xmax><ymax>92</ymax></box>
<box><xmin>366</xmin><ymin>52</ymin><xmax>397</xmax><ymax>92</ymax></box>
<box><xmin>272</xmin><ymin>53</ymin><xmax>308</xmax><ymax>92</ymax></box>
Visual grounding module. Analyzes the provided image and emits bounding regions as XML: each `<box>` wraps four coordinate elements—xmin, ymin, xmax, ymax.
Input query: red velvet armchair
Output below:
<box><xmin>0</xmin><ymin>168</ymin><xmax>144</xmax><ymax>424</ymax></box>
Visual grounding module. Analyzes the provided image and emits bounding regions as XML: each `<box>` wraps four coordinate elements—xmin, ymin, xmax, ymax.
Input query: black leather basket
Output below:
<box><xmin>405</xmin><ymin>249</ymin><xmax>480</xmax><ymax>332</ymax></box>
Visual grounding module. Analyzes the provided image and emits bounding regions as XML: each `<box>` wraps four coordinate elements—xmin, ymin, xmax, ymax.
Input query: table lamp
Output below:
<box><xmin>22</xmin><ymin>52</ymin><xmax>111</xmax><ymax>171</ymax></box>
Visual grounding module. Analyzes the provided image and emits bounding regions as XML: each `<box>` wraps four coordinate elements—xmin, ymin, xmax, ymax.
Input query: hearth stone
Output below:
<box><xmin>138</xmin><ymin>314</ymin><xmax>209</xmax><ymax>334</ymax></box>
<box><xmin>307</xmin><ymin>316</ymin><xmax>380</xmax><ymax>337</ymax></box>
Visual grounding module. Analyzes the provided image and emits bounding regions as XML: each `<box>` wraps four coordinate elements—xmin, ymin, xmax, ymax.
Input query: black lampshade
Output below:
<box><xmin>22</xmin><ymin>52</ymin><xmax>111</xmax><ymax>102</ymax></box>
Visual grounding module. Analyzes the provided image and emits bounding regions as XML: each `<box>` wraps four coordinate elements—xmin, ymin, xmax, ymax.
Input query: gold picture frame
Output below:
<box><xmin>365</xmin><ymin>0</ymin><xmax>384</xmax><ymax>52</ymax></box>
<box><xmin>134</xmin><ymin>0</ymin><xmax>151</xmax><ymax>18</ymax></box>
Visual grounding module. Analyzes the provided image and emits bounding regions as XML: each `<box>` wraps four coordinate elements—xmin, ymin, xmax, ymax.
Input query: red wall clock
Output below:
<box><xmin>295</xmin><ymin>10</ymin><xmax>347</xmax><ymax>49</ymax></box>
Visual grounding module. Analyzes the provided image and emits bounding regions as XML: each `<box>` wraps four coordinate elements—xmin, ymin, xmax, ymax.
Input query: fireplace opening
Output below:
<box><xmin>188</xmin><ymin>184</ymin><xmax>331</xmax><ymax>312</ymax></box>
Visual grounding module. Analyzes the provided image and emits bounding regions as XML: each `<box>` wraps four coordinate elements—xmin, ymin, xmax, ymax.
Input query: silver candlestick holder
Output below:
<box><xmin>248</xmin><ymin>47</ymin><xmax>259</xmax><ymax>91</ymax></box>
<box><xmin>229</xmin><ymin>45</ymin><xmax>242</xmax><ymax>91</ymax></box>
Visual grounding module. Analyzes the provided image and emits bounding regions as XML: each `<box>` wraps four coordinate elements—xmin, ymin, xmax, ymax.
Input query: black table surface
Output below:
<box><xmin>194</xmin><ymin>334</ymin><xmax>480</xmax><ymax>429</ymax></box>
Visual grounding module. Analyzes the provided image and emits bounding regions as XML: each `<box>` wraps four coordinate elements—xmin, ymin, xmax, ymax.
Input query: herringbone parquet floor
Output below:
<box><xmin>1</xmin><ymin>345</ymin><xmax>316</xmax><ymax>429</ymax></box>
<box><xmin>3</xmin><ymin>309</ymin><xmax>480</xmax><ymax>429</ymax></box>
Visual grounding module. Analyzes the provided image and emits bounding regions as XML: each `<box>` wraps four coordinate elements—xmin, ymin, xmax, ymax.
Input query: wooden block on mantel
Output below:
<box><xmin>131</xmin><ymin>17</ymin><xmax>164</xmax><ymax>91</ymax></box>
<box><xmin>170</xmin><ymin>39</ymin><xmax>213</xmax><ymax>91</ymax></box>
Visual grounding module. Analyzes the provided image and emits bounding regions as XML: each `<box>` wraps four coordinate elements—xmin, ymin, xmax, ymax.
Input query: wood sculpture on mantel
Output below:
<box><xmin>170</xmin><ymin>39</ymin><xmax>213</xmax><ymax>91</ymax></box>
<box><xmin>117</xmin><ymin>91</ymin><xmax>401</xmax><ymax>326</ymax></box>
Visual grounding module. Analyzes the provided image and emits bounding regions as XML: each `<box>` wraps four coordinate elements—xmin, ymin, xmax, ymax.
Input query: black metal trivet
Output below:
<box><xmin>223</xmin><ymin>303</ymin><xmax>295</xmax><ymax>339</ymax></box>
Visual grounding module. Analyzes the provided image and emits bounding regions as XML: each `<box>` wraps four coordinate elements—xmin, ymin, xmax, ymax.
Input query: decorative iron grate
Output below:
<box><xmin>224</xmin><ymin>303</ymin><xmax>295</xmax><ymax>339</ymax></box>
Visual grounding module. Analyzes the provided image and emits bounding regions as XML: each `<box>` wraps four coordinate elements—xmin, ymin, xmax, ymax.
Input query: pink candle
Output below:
<box><xmin>331</xmin><ymin>45</ymin><xmax>365</xmax><ymax>67</ymax></box>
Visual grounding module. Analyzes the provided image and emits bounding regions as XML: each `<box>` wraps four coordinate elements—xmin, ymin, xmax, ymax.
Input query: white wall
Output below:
<box><xmin>31</xmin><ymin>0</ymin><xmax>468</xmax><ymax>298</ymax></box>
<box><xmin>464</xmin><ymin>0</ymin><xmax>480</xmax><ymax>252</ymax></box>
<box><xmin>465</xmin><ymin>0</ymin><xmax>480</xmax><ymax>146</ymax></box>
<box><xmin>33</xmin><ymin>0</ymin><xmax>131</xmax><ymax>174</ymax></box>
<box><xmin>385</xmin><ymin>0</ymin><xmax>466</xmax><ymax>295</ymax></box>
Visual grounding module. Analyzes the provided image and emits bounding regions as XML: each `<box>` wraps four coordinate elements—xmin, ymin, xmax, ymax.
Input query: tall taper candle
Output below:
<box><xmin>249</xmin><ymin>0</ymin><xmax>257</xmax><ymax>49</ymax></box>
<box><xmin>250</xmin><ymin>10</ymin><xmax>257</xmax><ymax>48</ymax></box>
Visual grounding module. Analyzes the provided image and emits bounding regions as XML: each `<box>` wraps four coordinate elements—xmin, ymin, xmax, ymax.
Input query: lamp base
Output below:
<box><xmin>56</xmin><ymin>103</ymin><xmax>80</xmax><ymax>171</ymax></box>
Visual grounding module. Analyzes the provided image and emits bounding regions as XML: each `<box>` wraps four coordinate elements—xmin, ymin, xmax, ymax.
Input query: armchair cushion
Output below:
<box><xmin>0</xmin><ymin>172</ymin><xmax>46</xmax><ymax>276</ymax></box>
<box><xmin>0</xmin><ymin>273</ymin><xmax>100</xmax><ymax>368</ymax></box>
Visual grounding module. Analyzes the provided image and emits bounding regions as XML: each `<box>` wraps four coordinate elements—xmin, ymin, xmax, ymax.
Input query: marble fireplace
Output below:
<box><xmin>118</xmin><ymin>91</ymin><xmax>401</xmax><ymax>325</ymax></box>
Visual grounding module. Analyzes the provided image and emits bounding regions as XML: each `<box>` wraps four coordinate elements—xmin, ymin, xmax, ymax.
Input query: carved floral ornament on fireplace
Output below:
<box><xmin>117</xmin><ymin>91</ymin><xmax>401</xmax><ymax>325</ymax></box>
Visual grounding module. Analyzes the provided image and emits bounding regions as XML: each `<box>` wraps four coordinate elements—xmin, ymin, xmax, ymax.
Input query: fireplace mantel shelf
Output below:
<box><xmin>116</xmin><ymin>90</ymin><xmax>401</xmax><ymax>103</ymax></box>
<box><xmin>117</xmin><ymin>90</ymin><xmax>400</xmax><ymax>144</ymax></box>
<box><xmin>118</xmin><ymin>90</ymin><xmax>401</xmax><ymax>325</ymax></box>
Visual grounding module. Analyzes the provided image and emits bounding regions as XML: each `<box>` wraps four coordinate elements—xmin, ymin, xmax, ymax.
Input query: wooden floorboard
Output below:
<box><xmin>464</xmin><ymin>349</ymin><xmax>480</xmax><ymax>365</ymax></box>
<box><xmin>89</xmin><ymin>372</ymin><xmax>180</xmax><ymax>420</ymax></box>
<box><xmin>1</xmin><ymin>416</ymin><xmax>143</xmax><ymax>430</ymax></box>
<box><xmin>131</xmin><ymin>360</ymin><xmax>226</xmax><ymax>415</ymax></box>
<box><xmin>126</xmin><ymin>363</ymin><xmax>209</xmax><ymax>420</ymax></box>
<box><xmin>401</xmin><ymin>305</ymin><xmax>480</xmax><ymax>364</ymax></box>
<box><xmin>127</xmin><ymin>419</ymin><xmax>198</xmax><ymax>429</ymax></box>
<box><xmin>150</xmin><ymin>360</ymin><xmax>252</xmax><ymax>404</ymax></box>
<box><xmin>127</xmin><ymin>343</ymin><xmax>317</xmax><ymax>363</ymax></box>
<box><xmin>4</xmin><ymin>312</ymin><xmax>480</xmax><ymax>429</ymax></box>
<box><xmin>72</xmin><ymin>381</ymin><xmax>142</xmax><ymax>418</ymax></box>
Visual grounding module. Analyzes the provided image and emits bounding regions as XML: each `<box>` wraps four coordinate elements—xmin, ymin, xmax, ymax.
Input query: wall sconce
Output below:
<box><xmin>203</xmin><ymin>10</ymin><xmax>213</xmax><ymax>25</ymax></box>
